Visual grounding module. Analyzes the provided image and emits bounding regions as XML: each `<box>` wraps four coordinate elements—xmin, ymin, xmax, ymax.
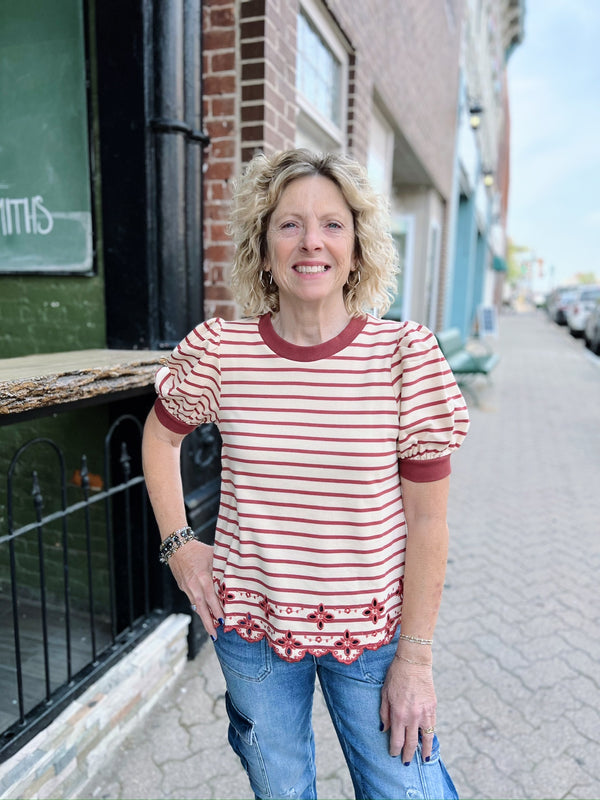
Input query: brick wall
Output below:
<box><xmin>326</xmin><ymin>0</ymin><xmax>463</xmax><ymax>195</ymax></box>
<box><xmin>240</xmin><ymin>0</ymin><xmax>297</xmax><ymax>160</ymax></box>
<box><xmin>200</xmin><ymin>0</ymin><xmax>464</xmax><ymax>322</ymax></box>
<box><xmin>202</xmin><ymin>0</ymin><xmax>299</xmax><ymax>321</ymax></box>
<box><xmin>202</xmin><ymin>0</ymin><xmax>238</xmax><ymax>320</ymax></box>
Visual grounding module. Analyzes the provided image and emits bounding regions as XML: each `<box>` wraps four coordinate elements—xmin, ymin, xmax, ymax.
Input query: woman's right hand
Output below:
<box><xmin>168</xmin><ymin>540</ymin><xmax>224</xmax><ymax>639</ymax></box>
<box><xmin>142</xmin><ymin>408</ymin><xmax>225</xmax><ymax>638</ymax></box>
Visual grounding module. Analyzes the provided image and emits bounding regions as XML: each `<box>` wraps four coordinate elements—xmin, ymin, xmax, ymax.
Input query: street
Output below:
<box><xmin>81</xmin><ymin>309</ymin><xmax>600</xmax><ymax>800</ymax></box>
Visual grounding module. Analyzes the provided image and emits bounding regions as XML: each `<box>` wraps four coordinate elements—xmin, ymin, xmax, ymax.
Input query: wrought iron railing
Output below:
<box><xmin>0</xmin><ymin>414</ymin><xmax>164</xmax><ymax>761</ymax></box>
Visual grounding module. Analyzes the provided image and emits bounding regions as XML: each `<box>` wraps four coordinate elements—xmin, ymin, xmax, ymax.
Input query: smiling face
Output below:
<box><xmin>264</xmin><ymin>174</ymin><xmax>357</xmax><ymax>316</ymax></box>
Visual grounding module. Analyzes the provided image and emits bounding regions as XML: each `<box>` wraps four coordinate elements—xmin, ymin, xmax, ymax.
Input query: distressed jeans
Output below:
<box><xmin>213</xmin><ymin>628</ymin><xmax>458</xmax><ymax>800</ymax></box>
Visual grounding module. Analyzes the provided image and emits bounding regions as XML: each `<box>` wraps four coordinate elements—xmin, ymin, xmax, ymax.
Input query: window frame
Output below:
<box><xmin>295</xmin><ymin>0</ymin><xmax>349</xmax><ymax>152</ymax></box>
<box><xmin>367</xmin><ymin>104</ymin><xmax>394</xmax><ymax>197</ymax></box>
<box><xmin>385</xmin><ymin>213</ymin><xmax>415</xmax><ymax>322</ymax></box>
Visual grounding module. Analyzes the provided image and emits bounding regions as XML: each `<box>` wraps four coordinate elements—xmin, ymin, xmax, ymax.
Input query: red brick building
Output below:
<box><xmin>202</xmin><ymin>0</ymin><xmax>465</xmax><ymax>328</ymax></box>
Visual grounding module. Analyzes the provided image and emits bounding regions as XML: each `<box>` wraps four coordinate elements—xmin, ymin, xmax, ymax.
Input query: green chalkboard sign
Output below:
<box><xmin>0</xmin><ymin>0</ymin><xmax>93</xmax><ymax>273</ymax></box>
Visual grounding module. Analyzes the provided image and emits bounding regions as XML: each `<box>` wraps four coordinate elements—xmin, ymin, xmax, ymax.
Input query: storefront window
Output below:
<box><xmin>0</xmin><ymin>0</ymin><xmax>93</xmax><ymax>273</ymax></box>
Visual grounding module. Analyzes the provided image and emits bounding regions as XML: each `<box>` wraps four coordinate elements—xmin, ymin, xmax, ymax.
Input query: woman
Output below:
<box><xmin>142</xmin><ymin>149</ymin><xmax>469</xmax><ymax>800</ymax></box>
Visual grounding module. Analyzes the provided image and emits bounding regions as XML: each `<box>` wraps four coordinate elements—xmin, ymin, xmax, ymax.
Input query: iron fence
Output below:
<box><xmin>0</xmin><ymin>413</ymin><xmax>164</xmax><ymax>761</ymax></box>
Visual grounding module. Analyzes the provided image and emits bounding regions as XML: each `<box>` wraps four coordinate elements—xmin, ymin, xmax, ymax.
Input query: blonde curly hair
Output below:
<box><xmin>228</xmin><ymin>149</ymin><xmax>399</xmax><ymax>318</ymax></box>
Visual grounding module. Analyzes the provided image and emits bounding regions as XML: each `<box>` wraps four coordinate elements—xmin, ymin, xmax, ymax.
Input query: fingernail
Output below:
<box><xmin>425</xmin><ymin>756</ymin><xmax>431</xmax><ymax>762</ymax></box>
<box><xmin>218</xmin><ymin>618</ymin><xmax>225</xmax><ymax>626</ymax></box>
<box><xmin>210</xmin><ymin>634</ymin><xmax>217</xmax><ymax>642</ymax></box>
<box><xmin>379</xmin><ymin>722</ymin><xmax>384</xmax><ymax>732</ymax></box>
<box><xmin>404</xmin><ymin>761</ymin><xmax>411</xmax><ymax>767</ymax></box>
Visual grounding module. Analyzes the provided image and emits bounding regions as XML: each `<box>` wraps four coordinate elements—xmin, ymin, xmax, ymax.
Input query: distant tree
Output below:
<box><xmin>575</xmin><ymin>272</ymin><xmax>598</xmax><ymax>284</ymax></box>
<box><xmin>506</xmin><ymin>238</ymin><xmax>530</xmax><ymax>286</ymax></box>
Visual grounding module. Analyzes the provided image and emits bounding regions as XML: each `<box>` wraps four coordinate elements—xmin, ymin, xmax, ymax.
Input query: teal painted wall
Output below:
<box><xmin>472</xmin><ymin>232</ymin><xmax>487</xmax><ymax>330</ymax></box>
<box><xmin>450</xmin><ymin>193</ymin><xmax>478</xmax><ymax>339</ymax></box>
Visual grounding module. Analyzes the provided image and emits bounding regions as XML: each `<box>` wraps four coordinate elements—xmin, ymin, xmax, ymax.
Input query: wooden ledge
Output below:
<box><xmin>0</xmin><ymin>349</ymin><xmax>165</xmax><ymax>417</ymax></box>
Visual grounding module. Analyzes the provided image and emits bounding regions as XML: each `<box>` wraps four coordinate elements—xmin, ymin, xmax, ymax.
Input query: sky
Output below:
<box><xmin>506</xmin><ymin>0</ymin><xmax>600</xmax><ymax>288</ymax></box>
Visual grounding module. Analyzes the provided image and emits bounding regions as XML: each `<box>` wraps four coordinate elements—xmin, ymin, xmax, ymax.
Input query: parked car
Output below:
<box><xmin>565</xmin><ymin>285</ymin><xmax>600</xmax><ymax>337</ymax></box>
<box><xmin>583</xmin><ymin>298</ymin><xmax>600</xmax><ymax>354</ymax></box>
<box><xmin>547</xmin><ymin>286</ymin><xmax>577</xmax><ymax>325</ymax></box>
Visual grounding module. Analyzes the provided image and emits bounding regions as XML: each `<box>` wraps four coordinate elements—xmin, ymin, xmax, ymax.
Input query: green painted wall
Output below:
<box><xmin>0</xmin><ymin>0</ymin><xmax>106</xmax><ymax>359</ymax></box>
<box><xmin>0</xmin><ymin>273</ymin><xmax>106</xmax><ymax>358</ymax></box>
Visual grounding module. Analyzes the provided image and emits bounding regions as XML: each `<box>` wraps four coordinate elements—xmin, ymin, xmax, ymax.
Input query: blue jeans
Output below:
<box><xmin>213</xmin><ymin>628</ymin><xmax>458</xmax><ymax>800</ymax></box>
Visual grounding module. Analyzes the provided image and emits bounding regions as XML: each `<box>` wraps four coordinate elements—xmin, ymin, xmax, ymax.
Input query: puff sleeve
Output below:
<box><xmin>392</xmin><ymin>322</ymin><xmax>470</xmax><ymax>482</ymax></box>
<box><xmin>153</xmin><ymin>317</ymin><xmax>223</xmax><ymax>434</ymax></box>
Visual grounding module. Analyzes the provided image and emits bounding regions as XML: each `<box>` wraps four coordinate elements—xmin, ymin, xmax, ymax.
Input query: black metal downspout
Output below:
<box><xmin>147</xmin><ymin>0</ymin><xmax>209</xmax><ymax>350</ymax></box>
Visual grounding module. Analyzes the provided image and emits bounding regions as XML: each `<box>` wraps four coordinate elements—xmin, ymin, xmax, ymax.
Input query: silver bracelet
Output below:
<box><xmin>159</xmin><ymin>526</ymin><xmax>195</xmax><ymax>565</ymax></box>
<box><xmin>395</xmin><ymin>654</ymin><xmax>432</xmax><ymax>666</ymax></box>
<box><xmin>398</xmin><ymin>633</ymin><xmax>433</xmax><ymax>646</ymax></box>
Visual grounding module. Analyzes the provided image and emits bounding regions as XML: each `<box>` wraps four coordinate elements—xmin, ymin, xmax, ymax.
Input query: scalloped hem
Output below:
<box><xmin>222</xmin><ymin>617</ymin><xmax>400</xmax><ymax>665</ymax></box>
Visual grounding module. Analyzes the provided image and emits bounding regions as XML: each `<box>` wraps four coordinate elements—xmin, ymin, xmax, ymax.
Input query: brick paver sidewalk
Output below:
<box><xmin>82</xmin><ymin>310</ymin><xmax>600</xmax><ymax>800</ymax></box>
<box><xmin>438</xmin><ymin>309</ymin><xmax>600</xmax><ymax>799</ymax></box>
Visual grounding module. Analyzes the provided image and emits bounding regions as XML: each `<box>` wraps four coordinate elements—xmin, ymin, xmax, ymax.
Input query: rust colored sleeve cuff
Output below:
<box><xmin>153</xmin><ymin>398</ymin><xmax>198</xmax><ymax>434</ymax></box>
<box><xmin>399</xmin><ymin>454</ymin><xmax>451</xmax><ymax>483</ymax></box>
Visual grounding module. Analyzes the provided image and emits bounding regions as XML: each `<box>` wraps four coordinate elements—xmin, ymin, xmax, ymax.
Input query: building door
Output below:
<box><xmin>95</xmin><ymin>0</ymin><xmax>208</xmax><ymax>351</ymax></box>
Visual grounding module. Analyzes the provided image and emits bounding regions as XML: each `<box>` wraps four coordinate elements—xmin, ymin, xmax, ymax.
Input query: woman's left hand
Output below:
<box><xmin>379</xmin><ymin>656</ymin><xmax>437</xmax><ymax>763</ymax></box>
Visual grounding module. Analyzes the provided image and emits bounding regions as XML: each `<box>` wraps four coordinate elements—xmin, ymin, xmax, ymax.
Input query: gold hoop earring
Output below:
<box><xmin>260</xmin><ymin>270</ymin><xmax>274</xmax><ymax>287</ymax></box>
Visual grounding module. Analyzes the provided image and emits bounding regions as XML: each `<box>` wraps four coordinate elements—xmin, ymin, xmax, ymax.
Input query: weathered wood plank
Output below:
<box><xmin>0</xmin><ymin>350</ymin><xmax>165</xmax><ymax>416</ymax></box>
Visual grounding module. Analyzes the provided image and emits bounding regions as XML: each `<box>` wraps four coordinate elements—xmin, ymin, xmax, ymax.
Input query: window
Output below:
<box><xmin>385</xmin><ymin>215</ymin><xmax>415</xmax><ymax>322</ymax></box>
<box><xmin>295</xmin><ymin>0</ymin><xmax>348</xmax><ymax>152</ymax></box>
<box><xmin>297</xmin><ymin>11</ymin><xmax>341</xmax><ymax>127</ymax></box>
<box><xmin>367</xmin><ymin>106</ymin><xmax>394</xmax><ymax>197</ymax></box>
<box><xmin>424</xmin><ymin>222</ymin><xmax>441</xmax><ymax>329</ymax></box>
<box><xmin>0</xmin><ymin>0</ymin><xmax>93</xmax><ymax>274</ymax></box>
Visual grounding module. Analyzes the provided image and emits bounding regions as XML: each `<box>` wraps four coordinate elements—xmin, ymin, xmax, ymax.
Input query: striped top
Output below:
<box><xmin>154</xmin><ymin>314</ymin><xmax>469</xmax><ymax>663</ymax></box>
